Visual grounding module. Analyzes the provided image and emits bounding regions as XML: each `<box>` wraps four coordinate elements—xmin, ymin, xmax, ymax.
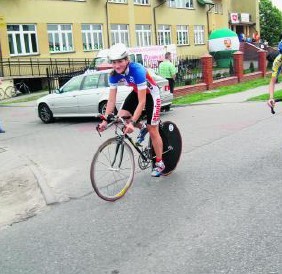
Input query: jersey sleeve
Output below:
<box><xmin>131</xmin><ymin>64</ymin><xmax>147</xmax><ymax>90</ymax></box>
<box><xmin>108</xmin><ymin>73</ymin><xmax>119</xmax><ymax>88</ymax></box>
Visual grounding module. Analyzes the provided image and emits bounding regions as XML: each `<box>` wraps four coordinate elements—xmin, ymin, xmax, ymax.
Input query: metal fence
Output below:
<box><xmin>175</xmin><ymin>55</ymin><xmax>202</xmax><ymax>86</ymax></box>
<box><xmin>0</xmin><ymin>58</ymin><xmax>92</xmax><ymax>77</ymax></box>
<box><xmin>46</xmin><ymin>66</ymin><xmax>87</xmax><ymax>93</ymax></box>
<box><xmin>211</xmin><ymin>56</ymin><xmax>235</xmax><ymax>80</ymax></box>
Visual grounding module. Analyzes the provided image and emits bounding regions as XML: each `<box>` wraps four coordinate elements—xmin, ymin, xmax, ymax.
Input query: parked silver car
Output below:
<box><xmin>37</xmin><ymin>69</ymin><xmax>173</xmax><ymax>123</ymax></box>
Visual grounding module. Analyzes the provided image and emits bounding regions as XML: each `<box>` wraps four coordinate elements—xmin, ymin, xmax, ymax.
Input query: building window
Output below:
<box><xmin>177</xmin><ymin>25</ymin><xmax>189</xmax><ymax>45</ymax></box>
<box><xmin>82</xmin><ymin>24</ymin><xmax>103</xmax><ymax>51</ymax></box>
<box><xmin>168</xmin><ymin>0</ymin><xmax>193</xmax><ymax>8</ymax></box>
<box><xmin>111</xmin><ymin>24</ymin><xmax>129</xmax><ymax>46</ymax></box>
<box><xmin>194</xmin><ymin>25</ymin><xmax>205</xmax><ymax>45</ymax></box>
<box><xmin>136</xmin><ymin>25</ymin><xmax>151</xmax><ymax>46</ymax></box>
<box><xmin>214</xmin><ymin>3</ymin><xmax>223</xmax><ymax>14</ymax></box>
<box><xmin>48</xmin><ymin>24</ymin><xmax>74</xmax><ymax>53</ymax></box>
<box><xmin>7</xmin><ymin>24</ymin><xmax>38</xmax><ymax>56</ymax></box>
<box><xmin>157</xmin><ymin>25</ymin><xmax>171</xmax><ymax>45</ymax></box>
<box><xmin>134</xmin><ymin>0</ymin><xmax>149</xmax><ymax>4</ymax></box>
<box><xmin>108</xmin><ymin>0</ymin><xmax>127</xmax><ymax>3</ymax></box>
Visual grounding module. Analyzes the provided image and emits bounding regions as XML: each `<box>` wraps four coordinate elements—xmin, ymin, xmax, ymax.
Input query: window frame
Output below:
<box><xmin>177</xmin><ymin>25</ymin><xmax>189</xmax><ymax>45</ymax></box>
<box><xmin>194</xmin><ymin>25</ymin><xmax>205</xmax><ymax>45</ymax></box>
<box><xmin>168</xmin><ymin>0</ymin><xmax>194</xmax><ymax>9</ymax></box>
<box><xmin>108</xmin><ymin>0</ymin><xmax>127</xmax><ymax>3</ymax></box>
<box><xmin>48</xmin><ymin>24</ymin><xmax>74</xmax><ymax>53</ymax></box>
<box><xmin>7</xmin><ymin>24</ymin><xmax>39</xmax><ymax>56</ymax></box>
<box><xmin>82</xmin><ymin>24</ymin><xmax>104</xmax><ymax>51</ymax></box>
<box><xmin>110</xmin><ymin>24</ymin><xmax>130</xmax><ymax>46</ymax></box>
<box><xmin>136</xmin><ymin>24</ymin><xmax>152</xmax><ymax>47</ymax></box>
<box><xmin>157</xmin><ymin>25</ymin><xmax>172</xmax><ymax>46</ymax></box>
<box><xmin>134</xmin><ymin>0</ymin><xmax>149</xmax><ymax>5</ymax></box>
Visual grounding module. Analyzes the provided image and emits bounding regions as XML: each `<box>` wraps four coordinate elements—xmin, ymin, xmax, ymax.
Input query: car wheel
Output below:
<box><xmin>99</xmin><ymin>101</ymin><xmax>107</xmax><ymax>115</ymax></box>
<box><xmin>99</xmin><ymin>101</ymin><xmax>117</xmax><ymax>115</ymax></box>
<box><xmin>162</xmin><ymin>105</ymin><xmax>171</xmax><ymax>112</ymax></box>
<box><xmin>38</xmin><ymin>103</ymin><xmax>54</xmax><ymax>123</ymax></box>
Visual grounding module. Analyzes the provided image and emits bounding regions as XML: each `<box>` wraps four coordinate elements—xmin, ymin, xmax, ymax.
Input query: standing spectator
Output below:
<box><xmin>0</xmin><ymin>78</ymin><xmax>5</xmax><ymax>133</ymax></box>
<box><xmin>252</xmin><ymin>31</ymin><xmax>260</xmax><ymax>43</ymax></box>
<box><xmin>158</xmin><ymin>52</ymin><xmax>177</xmax><ymax>94</ymax></box>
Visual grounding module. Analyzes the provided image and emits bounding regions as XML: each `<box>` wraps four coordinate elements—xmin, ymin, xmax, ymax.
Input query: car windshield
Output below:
<box><xmin>61</xmin><ymin>75</ymin><xmax>83</xmax><ymax>93</ymax></box>
<box><xmin>82</xmin><ymin>74</ymin><xmax>100</xmax><ymax>90</ymax></box>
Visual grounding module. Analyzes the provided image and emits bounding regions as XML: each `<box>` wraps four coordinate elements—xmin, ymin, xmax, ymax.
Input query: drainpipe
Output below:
<box><xmin>206</xmin><ymin>4</ymin><xmax>214</xmax><ymax>35</ymax></box>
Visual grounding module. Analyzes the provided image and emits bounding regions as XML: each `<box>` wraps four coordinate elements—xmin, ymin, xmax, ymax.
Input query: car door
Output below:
<box><xmin>52</xmin><ymin>75</ymin><xmax>82</xmax><ymax>115</ymax></box>
<box><xmin>77</xmin><ymin>73</ymin><xmax>103</xmax><ymax>115</ymax></box>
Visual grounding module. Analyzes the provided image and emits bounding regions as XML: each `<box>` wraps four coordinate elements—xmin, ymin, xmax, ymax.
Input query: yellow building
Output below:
<box><xmin>0</xmin><ymin>0</ymin><xmax>259</xmax><ymax>61</ymax></box>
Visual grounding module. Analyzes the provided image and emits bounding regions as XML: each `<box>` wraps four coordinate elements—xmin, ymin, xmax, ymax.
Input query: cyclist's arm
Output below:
<box><xmin>104</xmin><ymin>87</ymin><xmax>117</xmax><ymax>116</ymax></box>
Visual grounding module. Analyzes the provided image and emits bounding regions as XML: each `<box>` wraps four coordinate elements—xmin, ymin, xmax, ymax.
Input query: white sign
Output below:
<box><xmin>230</xmin><ymin>13</ymin><xmax>239</xmax><ymax>24</ymax></box>
<box><xmin>240</xmin><ymin>13</ymin><xmax>250</xmax><ymax>23</ymax></box>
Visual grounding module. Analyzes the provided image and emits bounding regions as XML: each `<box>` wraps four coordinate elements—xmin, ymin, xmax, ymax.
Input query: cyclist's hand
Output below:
<box><xmin>267</xmin><ymin>98</ymin><xmax>275</xmax><ymax>108</ymax></box>
<box><xmin>98</xmin><ymin>120</ymin><xmax>108</xmax><ymax>132</ymax></box>
<box><xmin>124</xmin><ymin>122</ymin><xmax>134</xmax><ymax>134</ymax></box>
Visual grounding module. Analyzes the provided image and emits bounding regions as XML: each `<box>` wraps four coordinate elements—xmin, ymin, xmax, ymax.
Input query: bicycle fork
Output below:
<box><xmin>111</xmin><ymin>136</ymin><xmax>125</xmax><ymax>169</ymax></box>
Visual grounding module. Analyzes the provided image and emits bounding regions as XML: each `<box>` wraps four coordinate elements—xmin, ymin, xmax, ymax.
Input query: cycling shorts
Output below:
<box><xmin>272</xmin><ymin>54</ymin><xmax>282</xmax><ymax>78</ymax></box>
<box><xmin>120</xmin><ymin>91</ymin><xmax>161</xmax><ymax>126</ymax></box>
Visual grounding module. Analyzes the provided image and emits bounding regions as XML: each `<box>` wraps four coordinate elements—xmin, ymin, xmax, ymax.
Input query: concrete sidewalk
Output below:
<box><xmin>0</xmin><ymin>84</ymin><xmax>278</xmax><ymax>230</ymax></box>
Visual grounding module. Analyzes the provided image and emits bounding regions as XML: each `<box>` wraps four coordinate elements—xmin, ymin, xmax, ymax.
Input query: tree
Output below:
<box><xmin>260</xmin><ymin>0</ymin><xmax>282</xmax><ymax>46</ymax></box>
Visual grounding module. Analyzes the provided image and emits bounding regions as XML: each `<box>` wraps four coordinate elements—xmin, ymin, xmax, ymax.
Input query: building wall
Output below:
<box><xmin>0</xmin><ymin>0</ymin><xmax>259</xmax><ymax>61</ymax></box>
<box><xmin>230</xmin><ymin>0</ymin><xmax>260</xmax><ymax>33</ymax></box>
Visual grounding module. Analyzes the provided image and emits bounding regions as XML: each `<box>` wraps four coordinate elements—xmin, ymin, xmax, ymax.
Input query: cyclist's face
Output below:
<box><xmin>111</xmin><ymin>59</ymin><xmax>129</xmax><ymax>73</ymax></box>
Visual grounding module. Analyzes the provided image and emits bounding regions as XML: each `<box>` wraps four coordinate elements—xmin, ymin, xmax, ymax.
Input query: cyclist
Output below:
<box><xmin>98</xmin><ymin>43</ymin><xmax>165</xmax><ymax>177</ymax></box>
<box><xmin>267</xmin><ymin>40</ymin><xmax>282</xmax><ymax>109</ymax></box>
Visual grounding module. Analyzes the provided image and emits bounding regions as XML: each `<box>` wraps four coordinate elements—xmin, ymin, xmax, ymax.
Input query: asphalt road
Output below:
<box><xmin>0</xmin><ymin>97</ymin><xmax>282</xmax><ymax>273</ymax></box>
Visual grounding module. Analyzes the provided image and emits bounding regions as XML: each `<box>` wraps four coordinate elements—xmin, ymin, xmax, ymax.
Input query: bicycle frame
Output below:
<box><xmin>96</xmin><ymin>116</ymin><xmax>152</xmax><ymax>164</ymax></box>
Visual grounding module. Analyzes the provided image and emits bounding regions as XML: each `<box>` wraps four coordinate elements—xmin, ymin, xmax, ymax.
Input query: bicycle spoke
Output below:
<box><xmin>90</xmin><ymin>137</ymin><xmax>135</xmax><ymax>201</ymax></box>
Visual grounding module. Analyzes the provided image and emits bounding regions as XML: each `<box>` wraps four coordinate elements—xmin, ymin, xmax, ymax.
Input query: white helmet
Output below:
<box><xmin>108</xmin><ymin>43</ymin><xmax>129</xmax><ymax>61</ymax></box>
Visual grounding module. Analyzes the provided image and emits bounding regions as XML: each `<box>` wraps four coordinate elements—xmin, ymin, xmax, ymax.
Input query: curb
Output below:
<box><xmin>27</xmin><ymin>159</ymin><xmax>58</xmax><ymax>205</ymax></box>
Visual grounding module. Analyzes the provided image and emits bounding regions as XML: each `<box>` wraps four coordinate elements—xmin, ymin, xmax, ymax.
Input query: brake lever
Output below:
<box><xmin>96</xmin><ymin>125</ymin><xmax>101</xmax><ymax>137</ymax></box>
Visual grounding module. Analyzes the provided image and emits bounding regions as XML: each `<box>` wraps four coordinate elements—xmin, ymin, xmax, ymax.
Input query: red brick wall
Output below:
<box><xmin>174</xmin><ymin>50</ymin><xmax>267</xmax><ymax>98</ymax></box>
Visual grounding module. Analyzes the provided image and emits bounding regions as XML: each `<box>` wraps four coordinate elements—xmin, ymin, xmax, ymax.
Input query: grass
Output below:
<box><xmin>247</xmin><ymin>89</ymin><xmax>282</xmax><ymax>101</ymax></box>
<box><xmin>173</xmin><ymin>76</ymin><xmax>271</xmax><ymax>105</ymax></box>
<box><xmin>0</xmin><ymin>91</ymin><xmax>48</xmax><ymax>105</ymax></box>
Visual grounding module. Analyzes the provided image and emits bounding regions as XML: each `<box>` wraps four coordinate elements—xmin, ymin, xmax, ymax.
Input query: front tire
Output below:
<box><xmin>90</xmin><ymin>137</ymin><xmax>135</xmax><ymax>201</ymax></box>
<box><xmin>38</xmin><ymin>103</ymin><xmax>54</xmax><ymax>123</ymax></box>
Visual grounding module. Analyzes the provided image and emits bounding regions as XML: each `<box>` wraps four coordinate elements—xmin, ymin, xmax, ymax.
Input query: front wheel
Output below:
<box><xmin>90</xmin><ymin>137</ymin><xmax>135</xmax><ymax>201</ymax></box>
<box><xmin>38</xmin><ymin>103</ymin><xmax>54</xmax><ymax>123</ymax></box>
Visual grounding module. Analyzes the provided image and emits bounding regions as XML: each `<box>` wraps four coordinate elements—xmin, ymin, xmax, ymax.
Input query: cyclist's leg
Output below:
<box><xmin>147</xmin><ymin>125</ymin><xmax>162</xmax><ymax>159</ymax></box>
<box><xmin>119</xmin><ymin>91</ymin><xmax>138</xmax><ymax>118</ymax></box>
<box><xmin>145</xmin><ymin>91</ymin><xmax>165</xmax><ymax>176</ymax></box>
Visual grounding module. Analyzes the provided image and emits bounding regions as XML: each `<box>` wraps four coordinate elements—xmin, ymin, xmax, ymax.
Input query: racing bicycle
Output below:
<box><xmin>90</xmin><ymin>115</ymin><xmax>182</xmax><ymax>201</ymax></box>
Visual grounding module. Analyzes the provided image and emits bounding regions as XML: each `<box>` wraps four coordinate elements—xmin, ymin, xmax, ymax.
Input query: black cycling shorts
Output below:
<box><xmin>121</xmin><ymin>91</ymin><xmax>161</xmax><ymax>125</ymax></box>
